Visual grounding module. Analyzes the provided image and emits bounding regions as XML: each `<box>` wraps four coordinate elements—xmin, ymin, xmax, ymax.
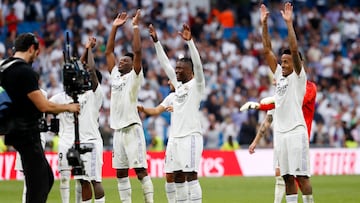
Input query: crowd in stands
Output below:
<box><xmin>0</xmin><ymin>0</ymin><xmax>360</xmax><ymax>152</ymax></box>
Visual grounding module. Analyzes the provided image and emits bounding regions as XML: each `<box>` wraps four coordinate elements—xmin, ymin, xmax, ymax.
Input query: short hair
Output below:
<box><xmin>124</xmin><ymin>52</ymin><xmax>134</xmax><ymax>61</ymax></box>
<box><xmin>14</xmin><ymin>33</ymin><xmax>39</xmax><ymax>52</ymax></box>
<box><xmin>282</xmin><ymin>49</ymin><xmax>303</xmax><ymax>61</ymax></box>
<box><xmin>177</xmin><ymin>57</ymin><xmax>193</xmax><ymax>72</ymax></box>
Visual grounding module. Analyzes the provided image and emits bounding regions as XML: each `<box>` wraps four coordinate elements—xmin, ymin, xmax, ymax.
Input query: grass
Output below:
<box><xmin>1</xmin><ymin>175</ymin><xmax>359</xmax><ymax>202</ymax></box>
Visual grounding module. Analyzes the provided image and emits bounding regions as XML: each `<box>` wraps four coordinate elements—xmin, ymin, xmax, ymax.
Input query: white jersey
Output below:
<box><xmin>160</xmin><ymin>92</ymin><xmax>175</xmax><ymax>111</ymax></box>
<box><xmin>109</xmin><ymin>68</ymin><xmax>144</xmax><ymax>129</ymax></box>
<box><xmin>154</xmin><ymin>39</ymin><xmax>205</xmax><ymax>138</ymax></box>
<box><xmin>273</xmin><ymin>64</ymin><xmax>306</xmax><ymax>133</ymax></box>
<box><xmin>49</xmin><ymin>86</ymin><xmax>104</xmax><ymax>147</ymax></box>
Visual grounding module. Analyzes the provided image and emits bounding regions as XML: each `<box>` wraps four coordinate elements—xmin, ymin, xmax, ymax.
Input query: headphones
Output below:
<box><xmin>28</xmin><ymin>33</ymin><xmax>39</xmax><ymax>50</ymax></box>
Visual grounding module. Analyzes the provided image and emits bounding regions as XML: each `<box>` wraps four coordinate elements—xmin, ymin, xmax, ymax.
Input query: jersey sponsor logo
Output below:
<box><xmin>276</xmin><ymin>77</ymin><xmax>288</xmax><ymax>96</ymax></box>
<box><xmin>112</xmin><ymin>82</ymin><xmax>126</xmax><ymax>92</ymax></box>
<box><xmin>175</xmin><ymin>85</ymin><xmax>189</xmax><ymax>104</ymax></box>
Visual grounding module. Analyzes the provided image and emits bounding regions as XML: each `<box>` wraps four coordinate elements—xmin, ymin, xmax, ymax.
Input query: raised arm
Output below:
<box><xmin>281</xmin><ymin>2</ymin><xmax>302</xmax><ymax>75</ymax></box>
<box><xmin>132</xmin><ymin>9</ymin><xmax>142</xmax><ymax>75</ymax></box>
<box><xmin>248</xmin><ymin>114</ymin><xmax>273</xmax><ymax>154</ymax></box>
<box><xmin>86</xmin><ymin>37</ymin><xmax>99</xmax><ymax>91</ymax></box>
<box><xmin>105</xmin><ymin>12</ymin><xmax>128</xmax><ymax>73</ymax></box>
<box><xmin>179</xmin><ymin>24</ymin><xmax>204</xmax><ymax>84</ymax></box>
<box><xmin>149</xmin><ymin>24</ymin><xmax>178</xmax><ymax>86</ymax></box>
<box><xmin>260</xmin><ymin>4</ymin><xmax>278</xmax><ymax>73</ymax></box>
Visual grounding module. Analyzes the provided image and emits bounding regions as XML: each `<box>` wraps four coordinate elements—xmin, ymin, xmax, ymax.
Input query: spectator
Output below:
<box><xmin>0</xmin><ymin>135</ymin><xmax>7</xmax><ymax>152</ymax></box>
<box><xmin>5</xmin><ymin>7</ymin><xmax>19</xmax><ymax>34</ymax></box>
<box><xmin>220</xmin><ymin>135</ymin><xmax>240</xmax><ymax>151</ymax></box>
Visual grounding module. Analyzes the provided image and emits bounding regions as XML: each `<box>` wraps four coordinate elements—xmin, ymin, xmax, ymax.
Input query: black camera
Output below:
<box><xmin>38</xmin><ymin>115</ymin><xmax>59</xmax><ymax>133</ymax></box>
<box><xmin>66</xmin><ymin>147</ymin><xmax>84</xmax><ymax>175</ymax></box>
<box><xmin>66</xmin><ymin>144</ymin><xmax>93</xmax><ymax>176</ymax></box>
<box><xmin>62</xmin><ymin>31</ymin><xmax>92</xmax><ymax>97</ymax></box>
<box><xmin>62</xmin><ymin>59</ymin><xmax>92</xmax><ymax>97</ymax></box>
<box><xmin>63</xmin><ymin>32</ymin><xmax>93</xmax><ymax>176</ymax></box>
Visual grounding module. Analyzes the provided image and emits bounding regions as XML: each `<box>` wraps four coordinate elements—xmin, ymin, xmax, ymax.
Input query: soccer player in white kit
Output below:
<box><xmin>149</xmin><ymin>23</ymin><xmax>205</xmax><ymax>203</ymax></box>
<box><xmin>260</xmin><ymin>3</ymin><xmax>314</xmax><ymax>203</ymax></box>
<box><xmin>138</xmin><ymin>81</ymin><xmax>177</xmax><ymax>203</ymax></box>
<box><xmin>105</xmin><ymin>9</ymin><xmax>154</xmax><ymax>203</ymax></box>
<box><xmin>50</xmin><ymin>36</ymin><xmax>105</xmax><ymax>203</ymax></box>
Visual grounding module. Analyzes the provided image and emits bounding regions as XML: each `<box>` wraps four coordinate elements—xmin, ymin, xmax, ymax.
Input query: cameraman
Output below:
<box><xmin>50</xmin><ymin>36</ymin><xmax>105</xmax><ymax>203</ymax></box>
<box><xmin>1</xmin><ymin>32</ymin><xmax>80</xmax><ymax>203</ymax></box>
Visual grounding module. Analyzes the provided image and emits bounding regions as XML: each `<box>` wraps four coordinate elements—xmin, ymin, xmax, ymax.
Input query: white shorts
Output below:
<box><xmin>273</xmin><ymin>132</ymin><xmax>280</xmax><ymax>169</ymax></box>
<box><xmin>274</xmin><ymin>126</ymin><xmax>310</xmax><ymax>177</ymax></box>
<box><xmin>58</xmin><ymin>140</ymin><xmax>74</xmax><ymax>171</ymax></box>
<box><xmin>15</xmin><ymin>132</ymin><xmax>46</xmax><ymax>171</ymax></box>
<box><xmin>74</xmin><ymin>140</ymin><xmax>104</xmax><ymax>182</ymax></box>
<box><xmin>164</xmin><ymin>136</ymin><xmax>173</xmax><ymax>173</ymax></box>
<box><xmin>112</xmin><ymin>124</ymin><xmax>147</xmax><ymax>169</ymax></box>
<box><xmin>165</xmin><ymin>134</ymin><xmax>203</xmax><ymax>173</ymax></box>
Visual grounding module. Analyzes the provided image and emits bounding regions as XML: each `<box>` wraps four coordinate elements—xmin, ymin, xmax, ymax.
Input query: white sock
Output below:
<box><xmin>117</xmin><ymin>177</ymin><xmax>132</xmax><ymax>203</ymax></box>
<box><xmin>175</xmin><ymin>182</ymin><xmax>189</xmax><ymax>202</ymax></box>
<box><xmin>165</xmin><ymin>182</ymin><xmax>176</xmax><ymax>203</ymax></box>
<box><xmin>188</xmin><ymin>180</ymin><xmax>202</xmax><ymax>203</ymax></box>
<box><xmin>75</xmin><ymin>180</ymin><xmax>82</xmax><ymax>203</ymax></box>
<box><xmin>82</xmin><ymin>200</ymin><xmax>91</xmax><ymax>203</ymax></box>
<box><xmin>274</xmin><ymin>176</ymin><xmax>285</xmax><ymax>203</ymax></box>
<box><xmin>94</xmin><ymin>196</ymin><xmax>106</xmax><ymax>203</ymax></box>
<box><xmin>286</xmin><ymin>194</ymin><xmax>298</xmax><ymax>203</ymax></box>
<box><xmin>60</xmin><ymin>171</ymin><xmax>71</xmax><ymax>203</ymax></box>
<box><xmin>302</xmin><ymin>195</ymin><xmax>314</xmax><ymax>203</ymax></box>
<box><xmin>22</xmin><ymin>179</ymin><xmax>27</xmax><ymax>203</ymax></box>
<box><xmin>141</xmin><ymin>176</ymin><xmax>154</xmax><ymax>203</ymax></box>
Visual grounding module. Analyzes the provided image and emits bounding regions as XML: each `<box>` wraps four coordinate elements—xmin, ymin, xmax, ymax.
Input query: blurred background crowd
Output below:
<box><xmin>0</xmin><ymin>0</ymin><xmax>360</xmax><ymax>153</ymax></box>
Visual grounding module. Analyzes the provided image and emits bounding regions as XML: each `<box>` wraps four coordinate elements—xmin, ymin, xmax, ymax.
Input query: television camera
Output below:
<box><xmin>63</xmin><ymin>32</ymin><xmax>93</xmax><ymax>176</ymax></box>
<box><xmin>38</xmin><ymin>114</ymin><xmax>59</xmax><ymax>133</ymax></box>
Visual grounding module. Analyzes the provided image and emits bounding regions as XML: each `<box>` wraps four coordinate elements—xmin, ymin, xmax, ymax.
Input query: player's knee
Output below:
<box><xmin>134</xmin><ymin>167</ymin><xmax>148</xmax><ymax>180</ymax></box>
<box><xmin>185</xmin><ymin>172</ymin><xmax>198</xmax><ymax>182</ymax></box>
<box><xmin>116</xmin><ymin>169</ymin><xmax>129</xmax><ymax>178</ymax></box>
<box><xmin>174</xmin><ymin>171</ymin><xmax>186</xmax><ymax>183</ymax></box>
<box><xmin>92</xmin><ymin>181</ymin><xmax>105</xmax><ymax>198</ymax></box>
<box><xmin>282</xmin><ymin>174</ymin><xmax>295</xmax><ymax>184</ymax></box>
<box><xmin>166</xmin><ymin>173</ymin><xmax>175</xmax><ymax>183</ymax></box>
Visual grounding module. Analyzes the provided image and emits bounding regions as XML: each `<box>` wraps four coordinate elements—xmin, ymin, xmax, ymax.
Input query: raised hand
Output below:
<box><xmin>113</xmin><ymin>12</ymin><xmax>128</xmax><ymax>27</ymax></box>
<box><xmin>85</xmin><ymin>36</ymin><xmax>96</xmax><ymax>49</ymax></box>
<box><xmin>132</xmin><ymin>9</ymin><xmax>141</xmax><ymax>26</ymax></box>
<box><xmin>280</xmin><ymin>2</ymin><xmax>293</xmax><ymax>23</ymax></box>
<box><xmin>260</xmin><ymin>4</ymin><xmax>269</xmax><ymax>24</ymax></box>
<box><xmin>148</xmin><ymin>24</ymin><xmax>158</xmax><ymax>42</ymax></box>
<box><xmin>178</xmin><ymin>23</ymin><xmax>192</xmax><ymax>41</ymax></box>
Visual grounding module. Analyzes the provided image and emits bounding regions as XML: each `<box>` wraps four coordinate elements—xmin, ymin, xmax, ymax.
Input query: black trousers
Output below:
<box><xmin>13</xmin><ymin>133</ymin><xmax>54</xmax><ymax>203</ymax></box>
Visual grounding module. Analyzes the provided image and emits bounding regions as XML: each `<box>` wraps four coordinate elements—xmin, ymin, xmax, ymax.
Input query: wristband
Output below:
<box><xmin>133</xmin><ymin>25</ymin><xmax>139</xmax><ymax>29</ymax></box>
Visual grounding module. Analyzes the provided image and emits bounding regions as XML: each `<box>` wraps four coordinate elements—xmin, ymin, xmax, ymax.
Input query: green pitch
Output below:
<box><xmin>1</xmin><ymin>175</ymin><xmax>359</xmax><ymax>202</ymax></box>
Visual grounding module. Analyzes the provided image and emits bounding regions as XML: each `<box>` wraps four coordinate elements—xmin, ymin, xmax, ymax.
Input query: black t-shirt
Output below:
<box><xmin>2</xmin><ymin>57</ymin><xmax>42</xmax><ymax>134</ymax></box>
